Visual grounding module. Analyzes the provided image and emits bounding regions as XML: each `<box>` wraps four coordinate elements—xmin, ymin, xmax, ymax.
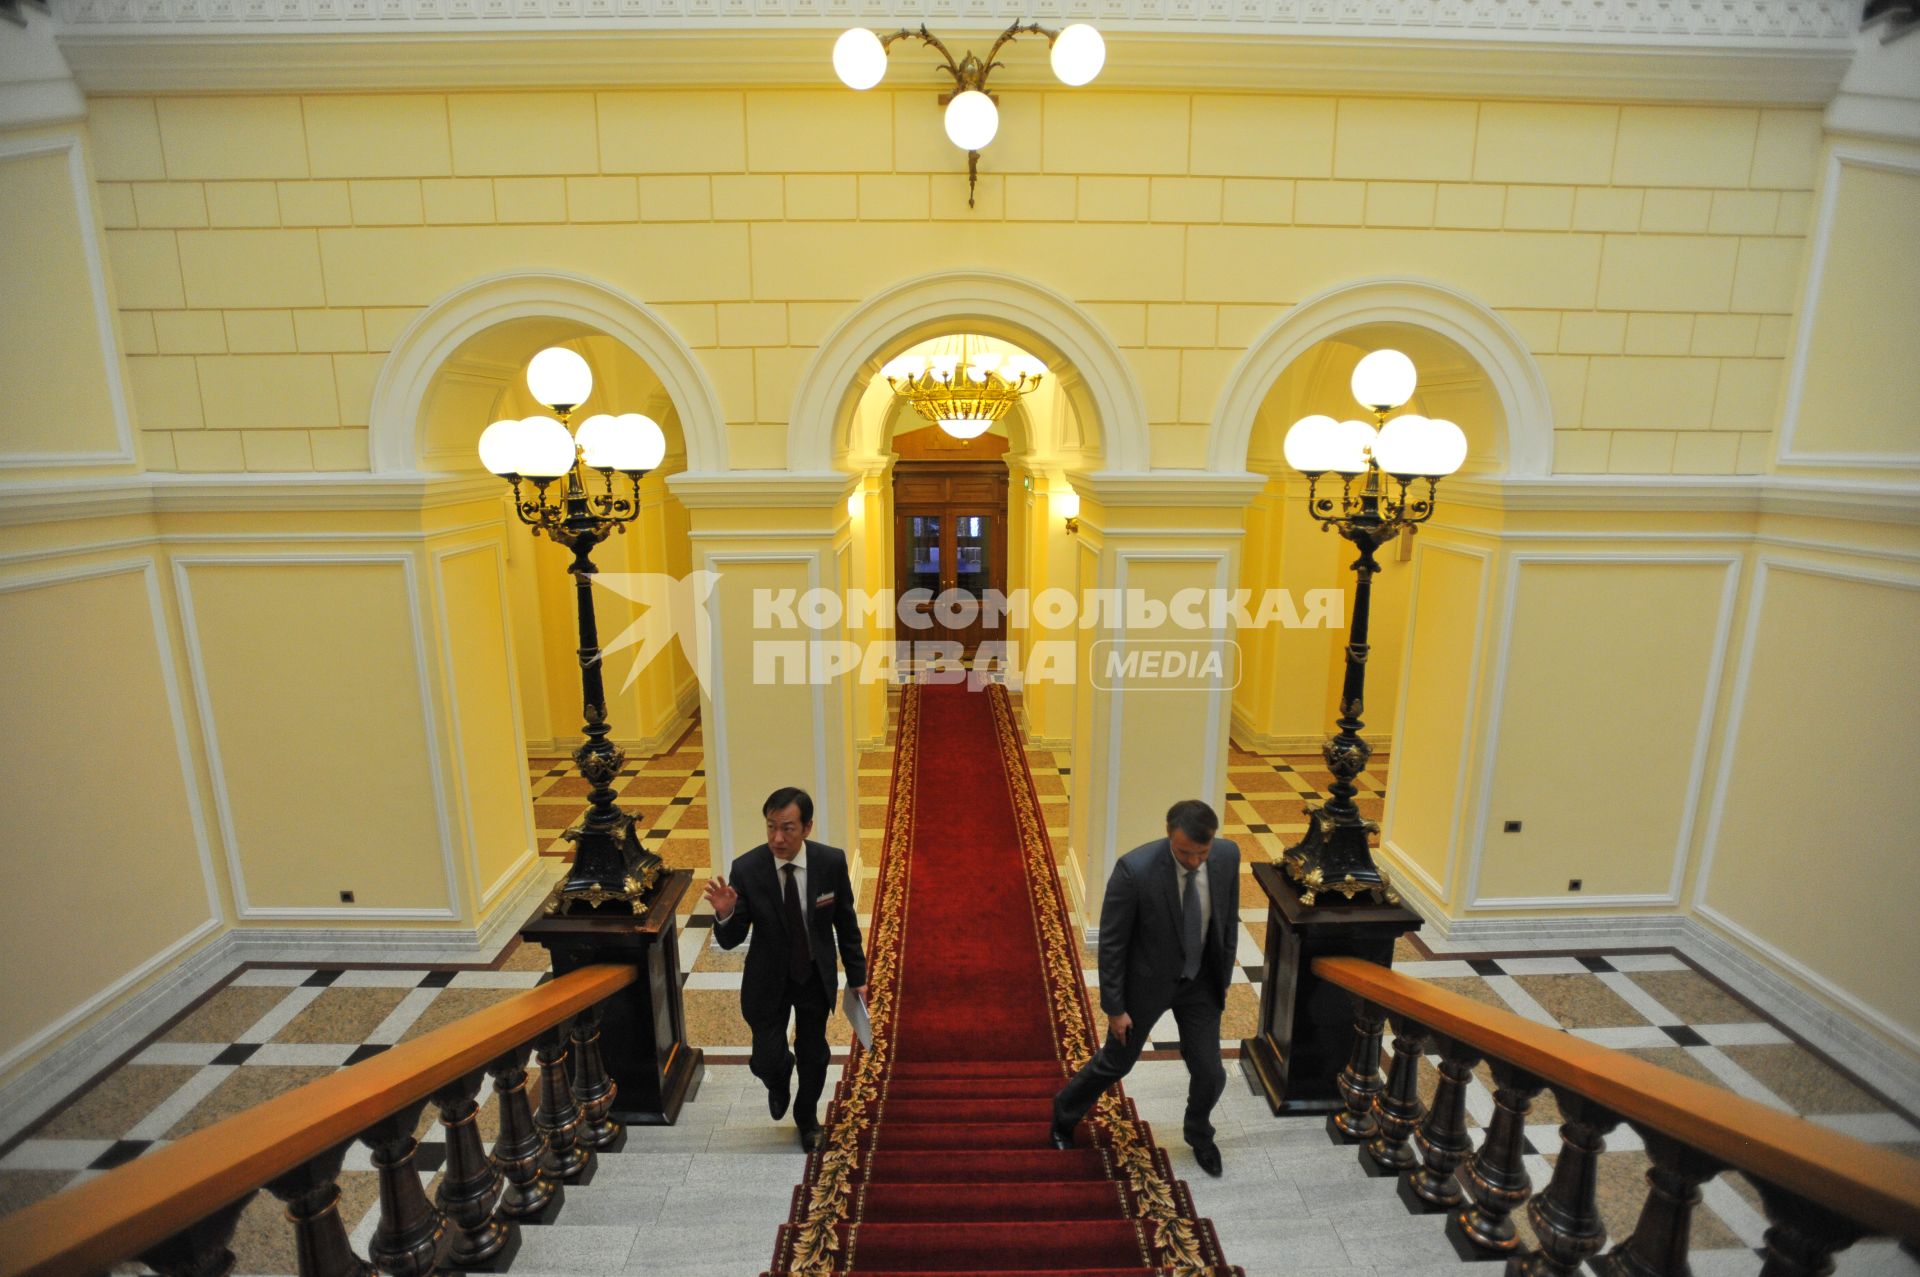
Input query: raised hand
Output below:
<box><xmin>703</xmin><ymin>876</ymin><xmax>739</xmax><ymax>920</ymax></box>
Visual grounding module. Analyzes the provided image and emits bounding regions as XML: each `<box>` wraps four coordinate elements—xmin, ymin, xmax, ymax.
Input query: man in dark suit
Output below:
<box><xmin>1050</xmin><ymin>799</ymin><xmax>1240</xmax><ymax>1176</ymax></box>
<box><xmin>702</xmin><ymin>786</ymin><xmax>867</xmax><ymax>1152</ymax></box>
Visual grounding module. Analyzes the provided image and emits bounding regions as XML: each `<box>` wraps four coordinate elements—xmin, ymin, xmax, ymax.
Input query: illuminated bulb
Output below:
<box><xmin>1281</xmin><ymin>414</ymin><xmax>1341</xmax><ymax>474</ymax></box>
<box><xmin>526</xmin><ymin>346</ymin><xmax>593</xmax><ymax>411</ymax></box>
<box><xmin>943</xmin><ymin>90</ymin><xmax>999</xmax><ymax>151</ymax></box>
<box><xmin>833</xmin><ymin>27</ymin><xmax>888</xmax><ymax>90</ymax></box>
<box><xmin>1350</xmin><ymin>349</ymin><xmax>1417</xmax><ymax>412</ymax></box>
<box><xmin>478</xmin><ymin>418</ymin><xmax>527</xmax><ymax>476</ymax></box>
<box><xmin>517</xmin><ymin>415</ymin><xmax>578</xmax><ymax>479</ymax></box>
<box><xmin>1049</xmin><ymin>24</ymin><xmax>1106</xmax><ymax>86</ymax></box>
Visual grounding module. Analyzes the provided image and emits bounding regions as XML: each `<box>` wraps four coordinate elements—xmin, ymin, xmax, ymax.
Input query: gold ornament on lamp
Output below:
<box><xmin>882</xmin><ymin>336</ymin><xmax>1046</xmax><ymax>443</ymax></box>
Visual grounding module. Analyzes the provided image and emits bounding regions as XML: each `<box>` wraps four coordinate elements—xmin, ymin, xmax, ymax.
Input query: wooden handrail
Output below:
<box><xmin>0</xmin><ymin>962</ymin><xmax>636</xmax><ymax>1277</ymax></box>
<box><xmin>1316</xmin><ymin>956</ymin><xmax>1920</xmax><ymax>1244</ymax></box>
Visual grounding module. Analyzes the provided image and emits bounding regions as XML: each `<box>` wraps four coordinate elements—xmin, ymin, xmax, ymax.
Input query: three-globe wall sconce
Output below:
<box><xmin>831</xmin><ymin>21</ymin><xmax>1107</xmax><ymax>207</ymax></box>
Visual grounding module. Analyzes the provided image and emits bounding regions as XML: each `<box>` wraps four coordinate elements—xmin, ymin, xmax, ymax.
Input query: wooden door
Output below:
<box><xmin>891</xmin><ymin>457</ymin><xmax>1009</xmax><ymax>659</ymax></box>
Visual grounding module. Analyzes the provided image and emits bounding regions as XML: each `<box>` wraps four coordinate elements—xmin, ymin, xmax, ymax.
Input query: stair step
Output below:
<box><xmin>883</xmin><ymin>1076</ymin><xmax>1066</xmax><ymax>1100</ymax></box>
<box><xmin>857</xmin><ymin>1180</ymin><xmax>1125</xmax><ymax>1222</ymax></box>
<box><xmin>875</xmin><ymin>1097</ymin><xmax>1057</xmax><ymax>1124</ymax></box>
<box><xmin>888</xmin><ymin>1059</ymin><xmax>1067</xmax><ymax>1080</ymax></box>
<box><xmin>836</xmin><ymin>1219</ymin><xmax>1149</xmax><ymax>1270</ymax></box>
<box><xmin>859</xmin><ymin>1148</ymin><xmax>1111</xmax><ymax>1182</ymax></box>
<box><xmin>877</xmin><ymin>1120</ymin><xmax>1089</xmax><ymax>1150</ymax></box>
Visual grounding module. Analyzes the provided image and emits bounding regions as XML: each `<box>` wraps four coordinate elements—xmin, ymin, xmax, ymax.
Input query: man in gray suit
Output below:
<box><xmin>1050</xmin><ymin>799</ymin><xmax>1240</xmax><ymax>1176</ymax></box>
<box><xmin>703</xmin><ymin>787</ymin><xmax>867</xmax><ymax>1152</ymax></box>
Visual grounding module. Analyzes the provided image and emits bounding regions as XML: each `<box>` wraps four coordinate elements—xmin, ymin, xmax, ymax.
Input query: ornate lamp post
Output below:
<box><xmin>1278</xmin><ymin>350</ymin><xmax>1467</xmax><ymax>907</ymax></box>
<box><xmin>478</xmin><ymin>346</ymin><xmax>669</xmax><ymax>916</ymax></box>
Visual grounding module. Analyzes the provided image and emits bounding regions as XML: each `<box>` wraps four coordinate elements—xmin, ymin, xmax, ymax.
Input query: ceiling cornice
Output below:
<box><xmin>53</xmin><ymin>10</ymin><xmax>1857</xmax><ymax>104</ymax></box>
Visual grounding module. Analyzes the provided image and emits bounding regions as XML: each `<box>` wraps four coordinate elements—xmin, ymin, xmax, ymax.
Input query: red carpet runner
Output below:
<box><xmin>767</xmin><ymin>681</ymin><xmax>1243</xmax><ymax>1276</ymax></box>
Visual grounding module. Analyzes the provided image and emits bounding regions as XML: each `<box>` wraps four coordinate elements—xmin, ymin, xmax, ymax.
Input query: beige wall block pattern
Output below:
<box><xmin>1625</xmin><ymin>312</ymin><xmax>1694</xmax><ymax>354</ymax></box>
<box><xmin>1750</xmin><ymin>110</ymin><xmax>1823</xmax><ymax>189</ymax></box>
<box><xmin>1006</xmin><ymin>174</ymin><xmax>1077</xmax><ymax>221</ymax></box>
<box><xmin>493</xmin><ymin>177</ymin><xmax>566</xmax><ymax>223</ymax></box>
<box><xmin>1178</xmin><ymin>347</ymin><xmax>1238</xmax><ymax>424</ymax></box>
<box><xmin>97</xmin><ymin>182</ymin><xmax>137</xmax><ymax>229</ymax></box>
<box><xmin>717</xmin><ymin>302</ymin><xmax>785</xmax><ymax>348</ymax></box>
<box><xmin>318</xmin><ymin>223</ymin><xmax>752</xmax><ymax>306</ymax></box>
<box><xmin>753</xmin><ymin>346</ymin><xmax>812</xmax><ymax>426</ymax></box>
<box><xmin>172</xmin><ymin>428</ymin><xmax>244</xmax><ymax>470</ymax></box>
<box><xmin>566</xmin><ymin>175</ymin><xmax>639</xmax><ymax>223</ymax></box>
<box><xmin>599</xmin><ymin>91</ymin><xmax>746</xmax><ymax>174</ymax></box>
<box><xmin>205</xmin><ymin>182</ymin><xmax>280</xmax><ymax>228</ymax></box>
<box><xmin>1672</xmin><ymin>429</ymin><xmax>1740</xmax><ymax>474</ymax></box>
<box><xmin>698</xmin><ymin>345</ymin><xmax>755</xmax><ymax>424</ymax></box>
<box><xmin>785</xmin><ymin>301</ymin><xmax>846</xmax><ymax>348</ymax></box>
<box><xmin>362</xmin><ymin>308</ymin><xmax>417</xmax><ymax>352</ymax></box>
<box><xmin>1597</xmin><ymin>235</ymin><xmax>1736</xmax><ymax>312</ymax></box>
<box><xmin>644</xmin><ymin>175</ymin><xmax>715</xmax><ymax>221</ymax></box>
<box><xmin>241</xmin><ymin>428</ymin><xmax>314</xmax><ymax>470</ymax></box>
<box><xmin>1583</xmin><ymin>356</ymin><xmax>1719</xmax><ymax>431</ymax></box>
<box><xmin>1606</xmin><ymin>429</ymin><xmax>1676</xmax><ymax>472</ymax></box>
<box><xmin>334</xmin><ymin>352</ymin><xmax>385</xmax><ymax>427</ymax></box>
<box><xmin>197</xmin><ymin>354</ymin><xmax>341</xmax><ymax>429</ymax></box>
<box><xmin>1572</xmin><ymin>186</ymin><xmax>1642</xmax><ymax>232</ymax></box>
<box><xmin>1129</xmin><ymin>346</ymin><xmax>1179</xmax><ymax>423</ymax></box>
<box><xmin>105</xmin><ymin>229</ymin><xmax>185</xmax><ymax>309</ymax></box>
<box><xmin>310</xmin><ymin>426</ymin><xmax>371</xmax><ymax>470</ymax></box>
<box><xmin>449</xmin><ymin>94</ymin><xmax>599</xmax><ymax>176</ymax></box>
<box><xmin>305</xmin><ymin>96</ymin><xmax>451</xmax><ymax>179</ymax></box>
<box><xmin>225</xmin><ymin>310</ymin><xmax>297</xmax><ymax>354</ymax></box>
<box><xmin>933</xmin><ymin>173</ymin><xmax>1002</xmax><ymax>219</ymax></box>
<box><xmin>1334</xmin><ymin>99</ymin><xmax>1477</xmax><ymax>182</ymax></box>
<box><xmin>277</xmin><ymin>181</ymin><xmax>352</xmax><ymax>226</ymax></box>
<box><xmin>1365</xmin><ymin>181</ymin><xmax>1435</xmax><ymax>228</ymax></box>
<box><xmin>1690</xmin><ymin>313</ymin><xmax>1759</xmax><ymax>357</ymax></box>
<box><xmin>1774</xmin><ymin>190</ymin><xmax>1815</xmax><ymax>236</ymax></box>
<box><xmin>422</xmin><ymin>177</ymin><xmax>495</xmax><ymax>224</ymax></box>
<box><xmin>134</xmin><ymin>183</ymin><xmax>209</xmax><ymax>229</ymax></box>
<box><xmin>154</xmin><ymin>309</ymin><xmax>227</xmax><ymax>355</ymax></box>
<box><xmin>349</xmin><ymin>179</ymin><xmax>425</xmax><ymax>225</ymax></box>
<box><xmin>892</xmin><ymin>92</ymin><xmax>1040</xmax><ymax>177</ymax></box>
<box><xmin>158</xmin><ymin>97</ymin><xmax>309</xmax><ymax>180</ymax></box>
<box><xmin>858</xmin><ymin>174</ymin><xmax>929</xmax><ymax>221</ymax></box>
<box><xmin>1730</xmin><ymin>237</ymin><xmax>1806</xmax><ymax>313</ymax></box>
<box><xmin>1474</xmin><ymin>102</ymin><xmax>1617</xmax><ymax>185</ymax></box>
<box><xmin>178</xmin><ymin>229</ymin><xmax>327</xmax><ymax>309</ymax></box>
<box><xmin>1434</xmin><ymin>183</ymin><xmax>1504</xmax><ymax>229</ymax></box>
<box><xmin>710</xmin><ymin>173</ymin><xmax>784</xmax><ymax>221</ymax></box>
<box><xmin>1710</xmin><ymin>190</ymin><xmax>1779</xmax><ymax>236</ymax></box>
<box><xmin>1640</xmin><ymin>188</ymin><xmax>1712</xmax><ymax>233</ymax></box>
<box><xmin>1151</xmin><ymin>176</ymin><xmax>1222</xmax><ymax>223</ymax></box>
<box><xmin>1734</xmin><ymin>431</ymin><xmax>1771</xmax><ymax>473</ymax></box>
<box><xmin>785</xmin><ymin>173</ymin><xmax>858</xmax><ymax>220</ymax></box>
<box><xmin>1045</xmin><ymin>93</ymin><xmax>1189</xmax><ymax>175</ymax></box>
<box><xmin>653</xmin><ymin>302</ymin><xmax>718</xmax><ymax>348</ymax></box>
<box><xmin>1504</xmin><ymin>185</ymin><xmax>1574</xmax><ymax>231</ymax></box>
<box><xmin>142</xmin><ymin>430</ymin><xmax>176</xmax><ymax>468</ymax></box>
<box><xmin>1190</xmin><ymin>95</ymin><xmax>1334</xmax><ymax>178</ymax></box>
<box><xmin>1710</xmin><ymin>358</ymin><xmax>1782</xmax><ymax>431</ymax></box>
<box><xmin>125</xmin><ymin>355</ymin><xmax>203</xmax><ymax>432</ymax></box>
<box><xmin>1552</xmin><ymin>427</ymin><xmax>1610</xmax><ymax>473</ymax></box>
<box><xmin>1536</xmin><ymin>354</ymin><xmax>1588</xmax><ymax>428</ymax></box>
<box><xmin>1295</xmin><ymin>180</ymin><xmax>1364</xmax><ymax>226</ymax></box>
<box><xmin>1075</xmin><ymin>174</ymin><xmax>1144</xmax><ymax>221</ymax></box>
<box><xmin>120</xmin><ymin>311</ymin><xmax>157</xmax><ymax>355</ymax></box>
<box><xmin>1755</xmin><ymin>314</ymin><xmax>1793</xmax><ymax>358</ymax></box>
<box><xmin>1558</xmin><ymin>311</ymin><xmax>1626</xmax><ymax>355</ymax></box>
<box><xmin>1501</xmin><ymin>308</ymin><xmax>1561</xmax><ymax>354</ymax></box>
<box><xmin>1612</xmin><ymin>106</ymin><xmax>1757</xmax><ymax>188</ymax></box>
<box><xmin>1147</xmin><ymin>304</ymin><xmax>1215</xmax><ymax>349</ymax></box>
<box><xmin>1222</xmin><ymin>178</ymin><xmax>1292</xmax><ymax>225</ymax></box>
<box><xmin>86</xmin><ymin>99</ymin><xmax>166</xmax><ymax>181</ymax></box>
<box><xmin>1087</xmin><ymin>302</ymin><xmax>1146</xmax><ymax>348</ymax></box>
<box><xmin>747</xmin><ymin>91</ymin><xmax>889</xmax><ymax>174</ymax></box>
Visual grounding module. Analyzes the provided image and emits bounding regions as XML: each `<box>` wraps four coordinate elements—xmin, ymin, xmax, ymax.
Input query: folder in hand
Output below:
<box><xmin>842</xmin><ymin>987</ymin><xmax>872</xmax><ymax>1049</ymax></box>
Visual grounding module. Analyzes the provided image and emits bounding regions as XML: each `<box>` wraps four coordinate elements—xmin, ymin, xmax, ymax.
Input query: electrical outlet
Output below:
<box><xmin>1503</xmin><ymin>820</ymin><xmax>1522</xmax><ymax>833</ymax></box>
<box><xmin>339</xmin><ymin>890</ymin><xmax>355</xmax><ymax>903</ymax></box>
<box><xmin>1568</xmin><ymin>879</ymin><xmax>1583</xmax><ymax>892</ymax></box>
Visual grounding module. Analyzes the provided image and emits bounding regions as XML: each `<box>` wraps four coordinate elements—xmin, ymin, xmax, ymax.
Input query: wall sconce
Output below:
<box><xmin>846</xmin><ymin>491</ymin><xmax>862</xmax><ymax>520</ymax></box>
<box><xmin>1056</xmin><ymin>488</ymin><xmax>1081</xmax><ymax>534</ymax></box>
<box><xmin>832</xmin><ymin>21</ymin><xmax>1106</xmax><ymax>208</ymax></box>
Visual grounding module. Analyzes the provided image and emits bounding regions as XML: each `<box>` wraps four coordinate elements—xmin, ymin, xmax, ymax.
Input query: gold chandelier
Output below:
<box><xmin>881</xmin><ymin>337</ymin><xmax>1046</xmax><ymax>441</ymax></box>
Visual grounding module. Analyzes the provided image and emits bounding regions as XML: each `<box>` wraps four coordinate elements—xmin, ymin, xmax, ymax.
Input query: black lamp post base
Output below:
<box><xmin>543</xmin><ymin>813</ymin><xmax>666</xmax><ymax>917</ymax></box>
<box><xmin>1281</xmin><ymin>805</ymin><xmax>1401</xmax><ymax>908</ymax></box>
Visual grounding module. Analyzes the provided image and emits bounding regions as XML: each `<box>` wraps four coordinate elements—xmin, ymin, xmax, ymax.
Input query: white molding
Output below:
<box><xmin>0</xmin><ymin>132</ymin><xmax>137</xmax><ymax>470</ymax></box>
<box><xmin>1226</xmin><ymin>707</ymin><xmax>1389</xmax><ymax>756</ymax></box>
<box><xmin>172</xmin><ymin>552</ymin><xmax>462</xmax><ymax>921</ymax></box>
<box><xmin>1383</xmin><ymin>538</ymin><xmax>1493</xmax><ymax>913</ymax></box>
<box><xmin>1775</xmin><ymin>146</ymin><xmax>1920</xmax><ymax>472</ymax></box>
<box><xmin>1376</xmin><ymin>837</ymin><xmax>1446</xmax><ymax>920</ymax></box>
<box><xmin>1464</xmin><ymin>551</ymin><xmax>1741</xmax><ymax>911</ymax></box>
<box><xmin>429</xmin><ymin>537</ymin><xmax>540</xmax><ymax>917</ymax></box>
<box><xmin>1208</xmin><ymin>276</ymin><xmax>1554</xmax><ymax>478</ymax></box>
<box><xmin>0</xmin><ymin>520</ymin><xmax>503</xmax><ymax>570</ymax></box>
<box><xmin>0</xmin><ymin>78</ymin><xmax>88</xmax><ymax>131</ymax></box>
<box><xmin>479</xmin><ymin>846</ymin><xmax>538</xmax><ymax>912</ymax></box>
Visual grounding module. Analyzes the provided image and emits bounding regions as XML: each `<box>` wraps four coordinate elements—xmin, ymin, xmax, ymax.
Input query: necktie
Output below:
<box><xmin>1180</xmin><ymin>866</ymin><xmax>1203</xmax><ymax>981</ymax></box>
<box><xmin>782</xmin><ymin>863</ymin><xmax>812</xmax><ymax>983</ymax></box>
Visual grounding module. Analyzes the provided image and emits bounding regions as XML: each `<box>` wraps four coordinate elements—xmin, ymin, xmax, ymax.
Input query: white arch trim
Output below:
<box><xmin>369</xmin><ymin>270</ymin><xmax>728</xmax><ymax>474</ymax></box>
<box><xmin>786</xmin><ymin>270</ymin><xmax>1150</xmax><ymax>474</ymax></box>
<box><xmin>1207</xmin><ymin>277</ymin><xmax>1554</xmax><ymax>478</ymax></box>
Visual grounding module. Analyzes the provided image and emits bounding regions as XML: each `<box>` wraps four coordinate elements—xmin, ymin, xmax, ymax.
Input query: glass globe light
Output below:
<box><xmin>1004</xmin><ymin>354</ymin><xmax>1047</xmax><ymax>382</ymax></box>
<box><xmin>1054</xmin><ymin>489</ymin><xmax>1081</xmax><ymax>520</ymax></box>
<box><xmin>1370</xmin><ymin>413</ymin><xmax>1431</xmax><ymax>477</ymax></box>
<box><xmin>833</xmin><ymin>27</ymin><xmax>888</xmax><ymax>90</ymax></box>
<box><xmin>944</xmin><ymin>90</ymin><xmax>999</xmax><ymax>151</ymax></box>
<box><xmin>517</xmin><ymin>414</ymin><xmax>578</xmax><ymax>479</ymax></box>
<box><xmin>1049</xmin><ymin>24</ymin><xmax>1106</xmax><ymax>87</ymax></box>
<box><xmin>1350</xmin><ymin>349</ymin><xmax>1417</xmax><ymax>411</ymax></box>
<box><xmin>478</xmin><ymin>418</ymin><xmax>527</xmax><ymax>476</ymax></box>
<box><xmin>1281</xmin><ymin>414</ymin><xmax>1341</xmax><ymax>474</ymax></box>
<box><xmin>882</xmin><ymin>354</ymin><xmax>927</xmax><ymax>382</ymax></box>
<box><xmin>929</xmin><ymin>353</ymin><xmax>960</xmax><ymax>382</ymax></box>
<box><xmin>526</xmin><ymin>346</ymin><xmax>593</xmax><ymax>411</ymax></box>
<box><xmin>1424</xmin><ymin>417</ymin><xmax>1468</xmax><ymax>476</ymax></box>
<box><xmin>1329</xmin><ymin>419</ymin><xmax>1378</xmax><ymax>475</ymax></box>
<box><xmin>937</xmin><ymin>417</ymin><xmax>992</xmax><ymax>440</ymax></box>
<box><xmin>576</xmin><ymin>412</ymin><xmax>664</xmax><ymax>472</ymax></box>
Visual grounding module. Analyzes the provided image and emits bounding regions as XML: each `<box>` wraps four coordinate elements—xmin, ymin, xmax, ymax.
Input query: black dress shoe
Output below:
<box><xmin>1048</xmin><ymin>1120</ymin><xmax>1075</xmax><ymax>1151</ymax></box>
<box><xmin>798</xmin><ymin>1123</ymin><xmax>824</xmax><ymax>1153</ymax></box>
<box><xmin>768</xmin><ymin>1081</ymin><xmax>790</xmax><ymax>1121</ymax></box>
<box><xmin>1191</xmin><ymin>1141</ymin><xmax>1223</xmax><ymax>1177</ymax></box>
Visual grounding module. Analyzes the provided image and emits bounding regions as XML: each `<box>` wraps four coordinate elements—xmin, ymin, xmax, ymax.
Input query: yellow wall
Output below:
<box><xmin>86</xmin><ymin>91</ymin><xmax>1819</xmax><ymax>478</ymax></box>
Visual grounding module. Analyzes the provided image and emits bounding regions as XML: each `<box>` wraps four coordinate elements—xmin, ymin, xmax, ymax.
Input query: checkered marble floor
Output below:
<box><xmin>4</xmin><ymin>699</ymin><xmax>1916</xmax><ymax>1276</ymax></box>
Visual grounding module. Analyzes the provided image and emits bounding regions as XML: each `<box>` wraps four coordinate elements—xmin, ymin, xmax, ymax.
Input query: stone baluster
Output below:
<box><xmin>359</xmin><ymin>1099</ymin><xmax>447</xmax><ymax>1276</ymax></box>
<box><xmin>568</xmin><ymin>1002</ymin><xmax>622</xmax><ymax>1150</ymax></box>
<box><xmin>1366</xmin><ymin>1015</ymin><xmax>1430</xmax><ymax>1174</ymax></box>
<box><xmin>265</xmin><ymin>1143</ymin><xmax>373</xmax><ymax>1277</ymax></box>
<box><xmin>1508</xmin><ymin>1092</ymin><xmax>1622</xmax><ymax>1277</ymax></box>
<box><xmin>534</xmin><ymin>1021</ymin><xmax>591</xmax><ymax>1181</ymax></box>
<box><xmin>432</xmin><ymin>1069</ymin><xmax>515</xmax><ymax>1267</ymax></box>
<box><xmin>488</xmin><ymin>1044</ymin><xmax>558</xmax><ymax>1219</ymax></box>
<box><xmin>138</xmin><ymin>1193</ymin><xmax>256</xmax><ymax>1277</ymax></box>
<box><xmin>1331</xmin><ymin>997</ymin><xmax>1387</xmax><ymax>1142</ymax></box>
<box><xmin>1408</xmin><ymin>1035</ymin><xmax>1484</xmax><ymax>1209</ymax></box>
<box><xmin>1751</xmin><ymin>1179</ymin><xmax>1866</xmax><ymax>1277</ymax></box>
<box><xmin>1592</xmin><ymin>1130</ymin><xmax>1724</xmax><ymax>1277</ymax></box>
<box><xmin>1452</xmin><ymin>1060</ymin><xmax>1545</xmax><ymax>1254</ymax></box>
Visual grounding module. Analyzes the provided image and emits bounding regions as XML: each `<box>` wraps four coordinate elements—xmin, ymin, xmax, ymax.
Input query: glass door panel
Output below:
<box><xmin>907</xmin><ymin>515</ymin><xmax>942</xmax><ymax>594</ymax></box>
<box><xmin>952</xmin><ymin>513</ymin><xmax>992</xmax><ymax>602</ymax></box>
